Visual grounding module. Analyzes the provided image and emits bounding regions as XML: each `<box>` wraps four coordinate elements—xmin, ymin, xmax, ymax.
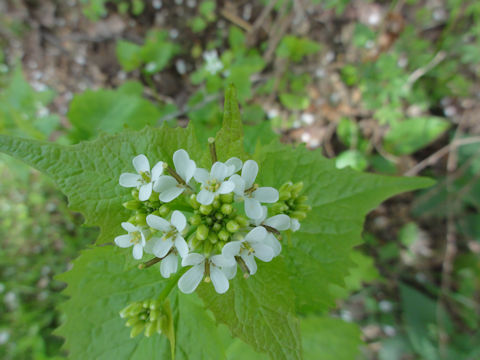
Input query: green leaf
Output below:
<box><xmin>254</xmin><ymin>142</ymin><xmax>434</xmax><ymax>313</ymax></box>
<box><xmin>335</xmin><ymin>150</ymin><xmax>368</xmax><ymax>172</ymax></box>
<box><xmin>67</xmin><ymin>81</ymin><xmax>161</xmax><ymax>142</ymax></box>
<box><xmin>279</xmin><ymin>93</ymin><xmax>310</xmax><ymax>110</ymax></box>
<box><xmin>55</xmin><ymin>246</ymin><xmax>225</xmax><ymax>360</ymax></box>
<box><xmin>0</xmin><ymin>125</ymin><xmax>201</xmax><ymax>245</ymax></box>
<box><xmin>197</xmin><ymin>258</ymin><xmax>302</xmax><ymax>360</ymax></box>
<box><xmin>116</xmin><ymin>40</ymin><xmax>143</xmax><ymax>72</ymax></box>
<box><xmin>301</xmin><ymin>316</ymin><xmax>363</xmax><ymax>360</ymax></box>
<box><xmin>276</xmin><ymin>35</ymin><xmax>322</xmax><ymax>62</ymax></box>
<box><xmin>383</xmin><ymin>116</ymin><xmax>451</xmax><ymax>155</ymax></box>
<box><xmin>214</xmin><ymin>84</ymin><xmax>245</xmax><ymax>160</ymax></box>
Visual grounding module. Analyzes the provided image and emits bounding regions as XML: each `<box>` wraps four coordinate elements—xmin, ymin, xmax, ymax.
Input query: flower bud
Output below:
<box><xmin>226</xmin><ymin>220</ymin><xmax>239</xmax><ymax>233</ymax></box>
<box><xmin>126</xmin><ymin>317</ymin><xmax>142</xmax><ymax>327</ymax></box>
<box><xmin>149</xmin><ymin>309</ymin><xmax>160</xmax><ymax>321</ymax></box>
<box><xmin>135</xmin><ymin>213</ymin><xmax>147</xmax><ymax>226</ymax></box>
<box><xmin>199</xmin><ymin>204</ymin><xmax>213</xmax><ymax>215</ymax></box>
<box><xmin>120</xmin><ymin>303</ymin><xmax>143</xmax><ymax>318</ymax></box>
<box><xmin>297</xmin><ymin>204</ymin><xmax>311</xmax><ymax>212</ymax></box>
<box><xmin>190</xmin><ymin>194</ymin><xmax>200</xmax><ymax>209</ymax></box>
<box><xmin>130</xmin><ymin>323</ymin><xmax>145</xmax><ymax>338</ymax></box>
<box><xmin>212</xmin><ymin>199</ymin><xmax>221</xmax><ymax>209</ymax></box>
<box><xmin>159</xmin><ymin>204</ymin><xmax>170</xmax><ymax>217</ymax></box>
<box><xmin>297</xmin><ymin>195</ymin><xmax>308</xmax><ymax>204</ymax></box>
<box><xmin>204</xmin><ymin>241</ymin><xmax>213</xmax><ymax>254</ymax></box>
<box><xmin>212</xmin><ymin>222</ymin><xmax>222</xmax><ymax>232</ymax></box>
<box><xmin>144</xmin><ymin>322</ymin><xmax>156</xmax><ymax>337</ymax></box>
<box><xmin>123</xmin><ymin>200</ymin><xmax>143</xmax><ymax>210</ymax></box>
<box><xmin>279</xmin><ymin>182</ymin><xmax>292</xmax><ymax>193</ymax></box>
<box><xmin>196</xmin><ymin>224</ymin><xmax>209</xmax><ymax>241</ymax></box>
<box><xmin>235</xmin><ymin>215</ymin><xmax>249</xmax><ymax>227</ymax></box>
<box><xmin>131</xmin><ymin>188</ymin><xmax>139</xmax><ymax>199</ymax></box>
<box><xmin>220</xmin><ymin>203</ymin><xmax>233</xmax><ymax>215</ymax></box>
<box><xmin>291</xmin><ymin>182</ymin><xmax>304</xmax><ymax>197</ymax></box>
<box><xmin>205</xmin><ymin>217</ymin><xmax>213</xmax><ymax>225</ymax></box>
<box><xmin>148</xmin><ymin>191</ymin><xmax>158</xmax><ymax>202</ymax></box>
<box><xmin>218</xmin><ymin>229</ymin><xmax>230</xmax><ymax>242</ymax></box>
<box><xmin>279</xmin><ymin>190</ymin><xmax>291</xmax><ymax>201</ymax></box>
<box><xmin>208</xmin><ymin>232</ymin><xmax>218</xmax><ymax>244</ymax></box>
<box><xmin>291</xmin><ymin>211</ymin><xmax>307</xmax><ymax>221</ymax></box>
<box><xmin>220</xmin><ymin>193</ymin><xmax>234</xmax><ymax>203</ymax></box>
<box><xmin>214</xmin><ymin>212</ymin><xmax>224</xmax><ymax>221</ymax></box>
<box><xmin>189</xmin><ymin>214</ymin><xmax>202</xmax><ymax>226</ymax></box>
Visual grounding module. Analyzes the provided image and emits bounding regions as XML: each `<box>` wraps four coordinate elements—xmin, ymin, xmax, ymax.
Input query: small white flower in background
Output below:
<box><xmin>194</xmin><ymin>162</ymin><xmax>236</xmax><ymax>205</ymax></box>
<box><xmin>178</xmin><ymin>253</ymin><xmax>235</xmax><ymax>294</ymax></box>
<box><xmin>222</xmin><ymin>226</ymin><xmax>275</xmax><ymax>275</ymax></box>
<box><xmin>146</xmin><ymin>211</ymin><xmax>188</xmax><ymax>258</ymax></box>
<box><xmin>252</xmin><ymin>206</ymin><xmax>290</xmax><ymax>256</ymax></box>
<box><xmin>203</xmin><ymin>50</ymin><xmax>223</xmax><ymax>75</ymax></box>
<box><xmin>230</xmin><ymin>160</ymin><xmax>279</xmax><ymax>220</ymax></box>
<box><xmin>154</xmin><ymin>149</ymin><xmax>196</xmax><ymax>202</ymax></box>
<box><xmin>0</xmin><ymin>330</ymin><xmax>9</xmax><ymax>345</ymax></box>
<box><xmin>114</xmin><ymin>222</ymin><xmax>147</xmax><ymax>260</ymax></box>
<box><xmin>119</xmin><ymin>154</ymin><xmax>163</xmax><ymax>201</ymax></box>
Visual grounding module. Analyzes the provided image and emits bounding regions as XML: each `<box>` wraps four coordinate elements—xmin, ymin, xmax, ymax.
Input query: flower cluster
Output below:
<box><xmin>115</xmin><ymin>147</ymin><xmax>310</xmax><ymax>295</ymax></box>
<box><xmin>120</xmin><ymin>298</ymin><xmax>172</xmax><ymax>338</ymax></box>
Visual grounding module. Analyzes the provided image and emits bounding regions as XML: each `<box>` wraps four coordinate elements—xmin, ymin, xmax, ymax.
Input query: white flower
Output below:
<box><xmin>194</xmin><ymin>162</ymin><xmax>236</xmax><ymax>205</ymax></box>
<box><xmin>203</xmin><ymin>50</ymin><xmax>223</xmax><ymax>75</ymax></box>
<box><xmin>178</xmin><ymin>253</ymin><xmax>235</xmax><ymax>294</ymax></box>
<box><xmin>230</xmin><ymin>160</ymin><xmax>279</xmax><ymax>220</ymax></box>
<box><xmin>146</xmin><ymin>211</ymin><xmax>189</xmax><ymax>260</ymax></box>
<box><xmin>114</xmin><ymin>222</ymin><xmax>147</xmax><ymax>260</ymax></box>
<box><xmin>119</xmin><ymin>154</ymin><xmax>163</xmax><ymax>201</ymax></box>
<box><xmin>290</xmin><ymin>218</ymin><xmax>301</xmax><ymax>232</ymax></box>
<box><xmin>222</xmin><ymin>226</ymin><xmax>275</xmax><ymax>275</ymax></box>
<box><xmin>153</xmin><ymin>149</ymin><xmax>196</xmax><ymax>202</ymax></box>
<box><xmin>252</xmin><ymin>206</ymin><xmax>290</xmax><ymax>256</ymax></box>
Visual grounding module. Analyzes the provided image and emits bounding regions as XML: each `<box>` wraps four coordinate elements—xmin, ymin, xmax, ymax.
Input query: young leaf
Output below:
<box><xmin>0</xmin><ymin>125</ymin><xmax>202</xmax><ymax>245</ymax></box>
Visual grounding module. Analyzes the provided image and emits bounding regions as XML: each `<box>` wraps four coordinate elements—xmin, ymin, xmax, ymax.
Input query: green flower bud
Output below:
<box><xmin>212</xmin><ymin>199</ymin><xmax>221</xmax><ymax>209</ymax></box>
<box><xmin>123</xmin><ymin>200</ymin><xmax>143</xmax><ymax>210</ymax></box>
<box><xmin>199</xmin><ymin>204</ymin><xmax>213</xmax><ymax>215</ymax></box>
<box><xmin>226</xmin><ymin>220</ymin><xmax>239</xmax><ymax>233</ymax></box>
<box><xmin>235</xmin><ymin>215</ymin><xmax>249</xmax><ymax>227</ymax></box>
<box><xmin>291</xmin><ymin>182</ymin><xmax>304</xmax><ymax>197</ymax></box>
<box><xmin>278</xmin><ymin>182</ymin><xmax>291</xmax><ymax>193</ymax></box>
<box><xmin>144</xmin><ymin>321</ymin><xmax>156</xmax><ymax>337</ymax></box>
<box><xmin>220</xmin><ymin>203</ymin><xmax>233</xmax><ymax>215</ymax></box>
<box><xmin>126</xmin><ymin>317</ymin><xmax>142</xmax><ymax>327</ymax></box>
<box><xmin>215</xmin><ymin>212</ymin><xmax>224</xmax><ymax>221</ymax></box>
<box><xmin>291</xmin><ymin>211</ymin><xmax>307</xmax><ymax>221</ymax></box>
<box><xmin>204</xmin><ymin>241</ymin><xmax>213</xmax><ymax>254</ymax></box>
<box><xmin>159</xmin><ymin>204</ymin><xmax>170</xmax><ymax>217</ymax></box>
<box><xmin>130</xmin><ymin>323</ymin><xmax>145</xmax><ymax>338</ymax></box>
<box><xmin>208</xmin><ymin>231</ymin><xmax>218</xmax><ymax>244</ymax></box>
<box><xmin>297</xmin><ymin>195</ymin><xmax>308</xmax><ymax>204</ymax></box>
<box><xmin>196</xmin><ymin>224</ymin><xmax>209</xmax><ymax>241</ymax></box>
<box><xmin>136</xmin><ymin>213</ymin><xmax>147</xmax><ymax>226</ymax></box>
<box><xmin>120</xmin><ymin>303</ymin><xmax>143</xmax><ymax>318</ymax></box>
<box><xmin>155</xmin><ymin>317</ymin><xmax>163</xmax><ymax>333</ymax></box>
<box><xmin>218</xmin><ymin>229</ymin><xmax>230</xmax><ymax>242</ymax></box>
<box><xmin>131</xmin><ymin>188</ymin><xmax>139</xmax><ymax>199</ymax></box>
<box><xmin>279</xmin><ymin>190</ymin><xmax>291</xmax><ymax>201</ymax></box>
<box><xmin>190</xmin><ymin>194</ymin><xmax>200</xmax><ymax>209</ymax></box>
<box><xmin>220</xmin><ymin>192</ymin><xmax>234</xmax><ymax>203</ymax></box>
<box><xmin>205</xmin><ymin>217</ymin><xmax>213</xmax><ymax>225</ymax></box>
<box><xmin>297</xmin><ymin>204</ymin><xmax>311</xmax><ymax>212</ymax></box>
<box><xmin>212</xmin><ymin>222</ymin><xmax>222</xmax><ymax>232</ymax></box>
<box><xmin>148</xmin><ymin>191</ymin><xmax>158</xmax><ymax>202</ymax></box>
<box><xmin>189</xmin><ymin>214</ymin><xmax>202</xmax><ymax>226</ymax></box>
<box><xmin>272</xmin><ymin>202</ymin><xmax>287</xmax><ymax>214</ymax></box>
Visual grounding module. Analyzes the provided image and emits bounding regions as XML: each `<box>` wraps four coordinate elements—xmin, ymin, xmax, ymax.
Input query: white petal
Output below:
<box><xmin>132</xmin><ymin>243</ymin><xmax>144</xmax><ymax>260</ymax></box>
<box><xmin>241</xmin><ymin>160</ymin><xmax>258</xmax><ymax>189</ymax></box>
<box><xmin>146</xmin><ymin>214</ymin><xmax>170</xmax><ymax>231</ymax></box>
<box><xmin>182</xmin><ymin>253</ymin><xmax>205</xmax><ymax>266</ymax></box>
<box><xmin>217</xmin><ymin>180</ymin><xmax>235</xmax><ymax>195</ymax></box>
<box><xmin>223</xmin><ymin>264</ymin><xmax>237</xmax><ymax>280</ymax></box>
<box><xmin>144</xmin><ymin>237</ymin><xmax>159</xmax><ymax>254</ymax></box>
<box><xmin>151</xmin><ymin>161</ymin><xmax>164</xmax><ymax>181</ymax></box>
<box><xmin>211</xmin><ymin>162</ymin><xmax>227</xmax><ymax>181</ymax></box>
<box><xmin>119</xmin><ymin>173</ymin><xmax>141</xmax><ymax>187</ymax></box>
<box><xmin>210</xmin><ymin>265</ymin><xmax>229</xmax><ymax>294</ymax></box>
<box><xmin>115</xmin><ymin>234</ymin><xmax>132</xmax><ymax>248</ymax></box>
<box><xmin>153</xmin><ymin>175</ymin><xmax>177</xmax><ymax>193</ymax></box>
<box><xmin>171</xmin><ymin>210</ymin><xmax>187</xmax><ymax>232</ymax></box>
<box><xmin>241</xmin><ymin>253</ymin><xmax>257</xmax><ymax>275</ymax></box>
<box><xmin>264</xmin><ymin>214</ymin><xmax>291</xmax><ymax>231</ymax></box>
<box><xmin>159</xmin><ymin>186</ymin><xmax>184</xmax><ymax>202</ymax></box>
<box><xmin>225</xmin><ymin>157</ymin><xmax>243</xmax><ymax>173</ymax></box>
<box><xmin>174</xmin><ymin>235</ymin><xmax>189</xmax><ymax>258</ymax></box>
<box><xmin>153</xmin><ymin>238</ymin><xmax>173</xmax><ymax>258</ymax></box>
<box><xmin>197</xmin><ymin>189</ymin><xmax>215</xmax><ymax>205</ymax></box>
<box><xmin>252</xmin><ymin>243</ymin><xmax>274</xmax><ymax>262</ymax></box>
<box><xmin>178</xmin><ymin>264</ymin><xmax>204</xmax><ymax>294</ymax></box>
<box><xmin>193</xmin><ymin>168</ymin><xmax>209</xmax><ymax>184</ymax></box>
<box><xmin>211</xmin><ymin>254</ymin><xmax>236</xmax><ymax>267</ymax></box>
<box><xmin>245</xmin><ymin>226</ymin><xmax>267</xmax><ymax>243</ymax></box>
<box><xmin>133</xmin><ymin>154</ymin><xmax>150</xmax><ymax>174</ymax></box>
<box><xmin>139</xmin><ymin>182</ymin><xmax>153</xmax><ymax>201</ymax></box>
<box><xmin>121</xmin><ymin>222</ymin><xmax>137</xmax><ymax>233</ymax></box>
<box><xmin>253</xmin><ymin>187</ymin><xmax>279</xmax><ymax>203</ymax></box>
<box><xmin>244</xmin><ymin>197</ymin><xmax>263</xmax><ymax>220</ymax></box>
<box><xmin>266</xmin><ymin>233</ymin><xmax>282</xmax><ymax>256</ymax></box>
<box><xmin>229</xmin><ymin>174</ymin><xmax>245</xmax><ymax>196</ymax></box>
<box><xmin>160</xmin><ymin>253</ymin><xmax>178</xmax><ymax>278</ymax></box>
<box><xmin>253</xmin><ymin>206</ymin><xmax>268</xmax><ymax>226</ymax></box>
<box><xmin>222</xmin><ymin>241</ymin><xmax>242</xmax><ymax>258</ymax></box>
<box><xmin>173</xmin><ymin>149</ymin><xmax>196</xmax><ymax>182</ymax></box>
